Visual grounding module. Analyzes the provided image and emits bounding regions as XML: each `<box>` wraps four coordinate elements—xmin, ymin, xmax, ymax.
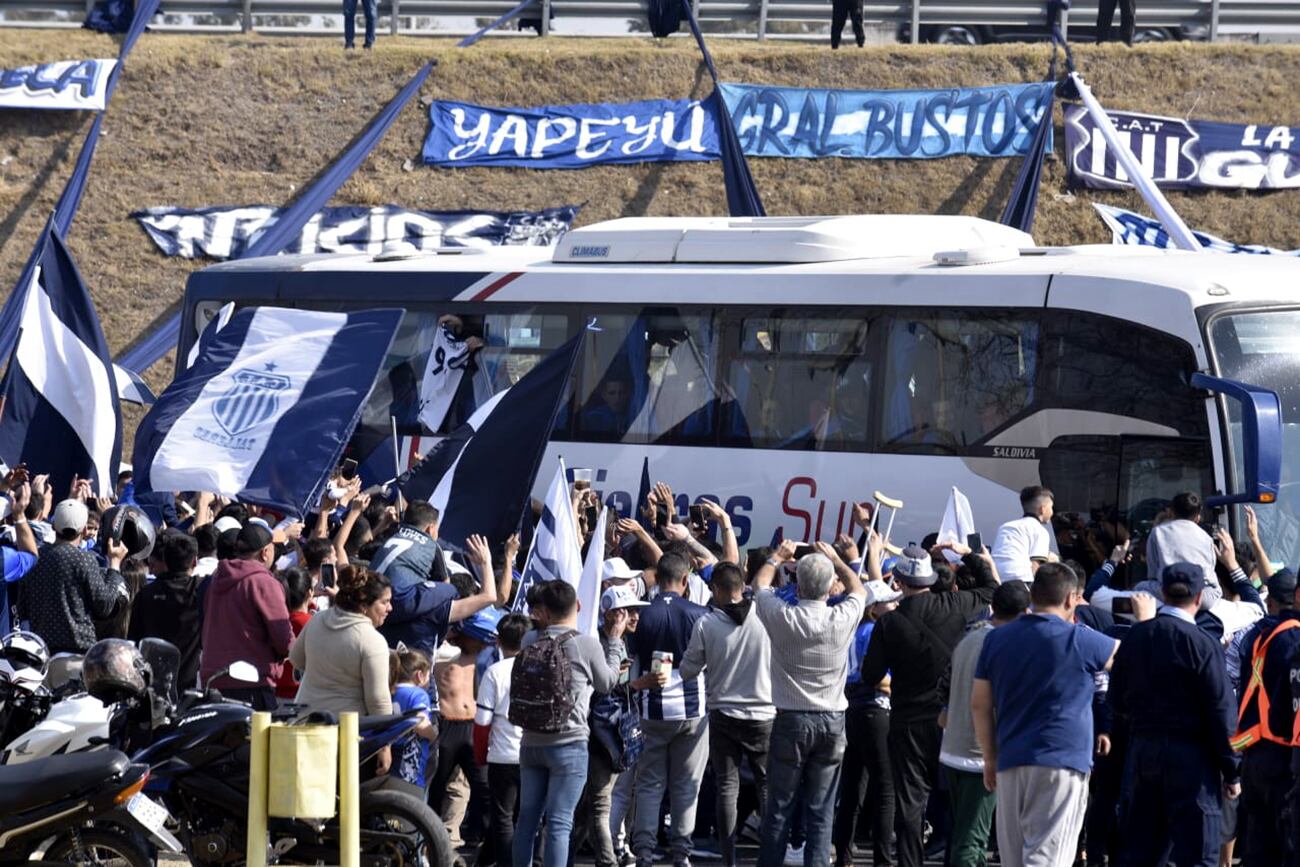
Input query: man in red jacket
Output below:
<box><xmin>199</xmin><ymin>523</ymin><xmax>294</xmax><ymax>709</ymax></box>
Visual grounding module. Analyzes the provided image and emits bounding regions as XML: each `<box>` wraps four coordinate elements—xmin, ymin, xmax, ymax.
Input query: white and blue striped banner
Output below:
<box><xmin>133</xmin><ymin>306</ymin><xmax>403</xmax><ymax>516</ymax></box>
<box><xmin>1095</xmin><ymin>204</ymin><xmax>1300</xmax><ymax>256</ymax></box>
<box><xmin>514</xmin><ymin>460</ymin><xmax>585</xmax><ymax>616</ymax></box>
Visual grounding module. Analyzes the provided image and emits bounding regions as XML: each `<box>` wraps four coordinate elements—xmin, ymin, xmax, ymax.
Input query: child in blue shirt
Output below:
<box><xmin>391</xmin><ymin>647</ymin><xmax>437</xmax><ymax>795</ymax></box>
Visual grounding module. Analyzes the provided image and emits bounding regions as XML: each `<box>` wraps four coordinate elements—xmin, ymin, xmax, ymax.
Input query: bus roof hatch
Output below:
<box><xmin>552</xmin><ymin>215</ymin><xmax>1035</xmax><ymax>264</ymax></box>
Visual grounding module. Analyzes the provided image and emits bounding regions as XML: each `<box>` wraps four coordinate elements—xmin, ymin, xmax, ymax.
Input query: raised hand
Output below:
<box><xmin>466</xmin><ymin>534</ymin><xmax>492</xmax><ymax>568</ymax></box>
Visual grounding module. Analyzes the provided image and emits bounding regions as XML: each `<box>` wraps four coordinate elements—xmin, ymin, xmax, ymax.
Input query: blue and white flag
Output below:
<box><xmin>113</xmin><ymin>364</ymin><xmax>155</xmax><ymax>406</ymax></box>
<box><xmin>1094</xmin><ymin>203</ymin><xmax>1300</xmax><ymax>256</ymax></box>
<box><xmin>401</xmin><ymin>329</ymin><xmax>587</xmax><ymax>552</ymax></box>
<box><xmin>133</xmin><ymin>306</ymin><xmax>404</xmax><ymax>516</ymax></box>
<box><xmin>0</xmin><ymin>226</ymin><xmax>121</xmax><ymax>497</ymax></box>
<box><xmin>577</xmin><ymin>502</ymin><xmax>608</xmax><ymax>636</ymax></box>
<box><xmin>513</xmin><ymin>460</ymin><xmax>585</xmax><ymax>616</ymax></box>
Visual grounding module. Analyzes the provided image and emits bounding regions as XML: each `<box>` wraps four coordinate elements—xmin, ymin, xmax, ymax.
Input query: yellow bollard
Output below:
<box><xmin>338</xmin><ymin>712</ymin><xmax>360</xmax><ymax>867</ymax></box>
<box><xmin>246</xmin><ymin>711</ymin><xmax>271</xmax><ymax>867</ymax></box>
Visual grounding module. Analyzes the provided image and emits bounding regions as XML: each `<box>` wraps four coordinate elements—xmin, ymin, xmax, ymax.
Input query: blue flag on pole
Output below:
<box><xmin>133</xmin><ymin>306</ymin><xmax>404</xmax><ymax>516</ymax></box>
<box><xmin>0</xmin><ymin>224</ymin><xmax>122</xmax><ymax>497</ymax></box>
<box><xmin>402</xmin><ymin>328</ymin><xmax>587</xmax><ymax>552</ymax></box>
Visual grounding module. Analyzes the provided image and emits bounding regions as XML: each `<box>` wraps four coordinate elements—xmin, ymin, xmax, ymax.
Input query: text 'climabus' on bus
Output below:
<box><xmin>178</xmin><ymin>215</ymin><xmax>1295</xmax><ymax>573</ymax></box>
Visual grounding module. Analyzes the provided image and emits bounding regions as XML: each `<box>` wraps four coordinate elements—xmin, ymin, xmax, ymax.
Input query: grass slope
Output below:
<box><xmin>3</xmin><ymin>32</ymin><xmax>1300</xmax><ymax>403</ymax></box>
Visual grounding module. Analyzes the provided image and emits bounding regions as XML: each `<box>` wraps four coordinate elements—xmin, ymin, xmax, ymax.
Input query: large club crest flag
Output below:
<box><xmin>133</xmin><ymin>306</ymin><xmax>404</xmax><ymax>516</ymax></box>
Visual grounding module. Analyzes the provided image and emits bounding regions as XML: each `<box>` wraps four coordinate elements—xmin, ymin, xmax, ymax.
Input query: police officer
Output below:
<box><xmin>1109</xmin><ymin>562</ymin><xmax>1240</xmax><ymax>867</ymax></box>
<box><xmin>1232</xmin><ymin>568</ymin><xmax>1300</xmax><ymax>866</ymax></box>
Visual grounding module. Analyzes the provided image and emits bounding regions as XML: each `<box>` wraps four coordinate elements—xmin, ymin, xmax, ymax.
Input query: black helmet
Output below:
<box><xmin>99</xmin><ymin>505</ymin><xmax>156</xmax><ymax>563</ymax></box>
<box><xmin>83</xmin><ymin>639</ymin><xmax>150</xmax><ymax>704</ymax></box>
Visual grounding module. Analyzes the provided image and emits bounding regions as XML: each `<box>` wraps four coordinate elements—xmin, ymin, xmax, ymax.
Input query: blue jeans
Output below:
<box><xmin>342</xmin><ymin>0</ymin><xmax>376</xmax><ymax>46</ymax></box>
<box><xmin>513</xmin><ymin>741</ymin><xmax>588</xmax><ymax>867</ymax></box>
<box><xmin>756</xmin><ymin>711</ymin><xmax>846</xmax><ymax>867</ymax></box>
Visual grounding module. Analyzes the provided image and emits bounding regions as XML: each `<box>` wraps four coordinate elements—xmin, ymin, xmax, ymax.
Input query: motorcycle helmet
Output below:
<box><xmin>99</xmin><ymin>504</ymin><xmax>156</xmax><ymax>563</ymax></box>
<box><xmin>0</xmin><ymin>630</ymin><xmax>49</xmax><ymax>688</ymax></box>
<box><xmin>83</xmin><ymin>639</ymin><xmax>150</xmax><ymax>704</ymax></box>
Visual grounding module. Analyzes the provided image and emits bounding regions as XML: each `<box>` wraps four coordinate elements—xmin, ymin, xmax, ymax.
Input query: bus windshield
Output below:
<box><xmin>1210</xmin><ymin>308</ymin><xmax>1300</xmax><ymax>566</ymax></box>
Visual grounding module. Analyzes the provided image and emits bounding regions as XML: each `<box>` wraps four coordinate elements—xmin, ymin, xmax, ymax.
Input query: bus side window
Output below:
<box><xmin>573</xmin><ymin>310</ymin><xmax>721</xmax><ymax>445</ymax></box>
<box><xmin>721</xmin><ymin>311</ymin><xmax>871</xmax><ymax>452</ymax></box>
<box><xmin>881</xmin><ymin>314</ymin><xmax>1038</xmax><ymax>452</ymax></box>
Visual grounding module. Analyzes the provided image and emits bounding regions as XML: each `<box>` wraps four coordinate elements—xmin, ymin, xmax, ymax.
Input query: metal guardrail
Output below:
<box><xmin>0</xmin><ymin>0</ymin><xmax>1293</xmax><ymax>41</ymax></box>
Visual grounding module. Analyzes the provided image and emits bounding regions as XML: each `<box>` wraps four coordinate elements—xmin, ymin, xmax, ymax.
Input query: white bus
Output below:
<box><xmin>180</xmin><ymin>214</ymin><xmax>1294</xmax><ymax>572</ymax></box>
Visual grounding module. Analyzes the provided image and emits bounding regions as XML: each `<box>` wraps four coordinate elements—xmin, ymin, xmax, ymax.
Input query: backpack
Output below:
<box><xmin>508</xmin><ymin>630</ymin><xmax>578</xmax><ymax>733</ymax></box>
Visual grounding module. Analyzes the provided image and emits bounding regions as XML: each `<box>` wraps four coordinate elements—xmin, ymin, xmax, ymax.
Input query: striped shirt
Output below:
<box><xmin>754</xmin><ymin>589</ymin><xmax>866</xmax><ymax>712</ymax></box>
<box><xmin>627</xmin><ymin>591</ymin><xmax>709</xmax><ymax>721</ymax></box>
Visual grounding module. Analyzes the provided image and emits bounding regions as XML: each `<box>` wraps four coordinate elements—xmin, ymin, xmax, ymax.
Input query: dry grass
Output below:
<box><xmin>4</xmin><ymin>31</ymin><xmax>1300</xmax><ymax>406</ymax></box>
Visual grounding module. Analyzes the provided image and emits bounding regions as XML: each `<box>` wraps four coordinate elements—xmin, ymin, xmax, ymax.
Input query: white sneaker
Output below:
<box><xmin>783</xmin><ymin>845</ymin><xmax>804</xmax><ymax>866</ymax></box>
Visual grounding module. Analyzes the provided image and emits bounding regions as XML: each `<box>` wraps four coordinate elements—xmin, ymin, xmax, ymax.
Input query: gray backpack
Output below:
<box><xmin>508</xmin><ymin>630</ymin><xmax>577</xmax><ymax>733</ymax></box>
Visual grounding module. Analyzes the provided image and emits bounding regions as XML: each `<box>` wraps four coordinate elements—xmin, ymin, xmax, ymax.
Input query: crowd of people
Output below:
<box><xmin>2</xmin><ymin>460</ymin><xmax>1298</xmax><ymax>867</ymax></box>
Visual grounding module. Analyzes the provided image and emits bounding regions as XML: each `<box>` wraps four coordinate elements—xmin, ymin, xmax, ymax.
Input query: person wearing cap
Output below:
<box><xmin>1228</xmin><ymin>563</ymin><xmax>1300</xmax><ymax>866</ymax></box>
<box><xmin>199</xmin><ymin>522</ymin><xmax>294</xmax><ymax>709</ymax></box>
<box><xmin>832</xmin><ymin>574</ymin><xmax>901</xmax><ymax>867</ymax></box>
<box><xmin>859</xmin><ymin>539</ymin><xmax>999</xmax><ymax>867</ymax></box>
<box><xmin>679</xmin><ymin>562</ymin><xmax>775</xmax><ymax>867</ymax></box>
<box><xmin>572</xmin><ymin>584</ymin><xmax>657</xmax><ymax>867</ymax></box>
<box><xmin>938</xmin><ymin>582</ymin><xmax>1030</xmax><ymax>867</ymax></box>
<box><xmin>751</xmin><ymin>536</ymin><xmax>868</xmax><ymax>867</ymax></box>
<box><xmin>1107</xmin><ymin>562</ymin><xmax>1240</xmax><ymax>866</ymax></box>
<box><xmin>22</xmin><ymin>498</ymin><xmax>128</xmax><ymax>655</ymax></box>
<box><xmin>991</xmin><ymin>485</ymin><xmax>1055</xmax><ymax>584</ymax></box>
<box><xmin>971</xmin><ymin>563</ymin><xmax>1124</xmax><ymax>867</ymax></box>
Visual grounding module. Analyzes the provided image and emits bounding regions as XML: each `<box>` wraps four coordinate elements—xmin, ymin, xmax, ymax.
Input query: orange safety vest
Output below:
<box><xmin>1232</xmin><ymin>618</ymin><xmax>1300</xmax><ymax>752</ymax></box>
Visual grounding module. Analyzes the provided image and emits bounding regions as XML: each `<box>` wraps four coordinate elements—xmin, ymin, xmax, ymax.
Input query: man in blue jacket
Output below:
<box><xmin>1109</xmin><ymin>563</ymin><xmax>1240</xmax><ymax>867</ymax></box>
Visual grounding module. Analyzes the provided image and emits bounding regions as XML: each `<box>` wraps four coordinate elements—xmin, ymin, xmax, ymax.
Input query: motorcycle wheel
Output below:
<box><xmin>358</xmin><ymin>789</ymin><xmax>454</xmax><ymax>867</ymax></box>
<box><xmin>44</xmin><ymin>829</ymin><xmax>152</xmax><ymax>867</ymax></box>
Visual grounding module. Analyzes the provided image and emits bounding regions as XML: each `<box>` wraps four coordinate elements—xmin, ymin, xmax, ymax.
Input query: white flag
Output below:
<box><xmin>577</xmin><ymin>506</ymin><xmax>608</xmax><ymax>636</ymax></box>
<box><xmin>518</xmin><ymin>459</ymin><xmax>585</xmax><ymax>606</ymax></box>
<box><xmin>937</xmin><ymin>486</ymin><xmax>976</xmax><ymax>564</ymax></box>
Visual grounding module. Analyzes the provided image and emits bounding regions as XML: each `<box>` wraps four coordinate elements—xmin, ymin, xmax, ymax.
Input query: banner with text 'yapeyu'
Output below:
<box><xmin>1065</xmin><ymin>105</ymin><xmax>1300</xmax><ymax>191</ymax></box>
<box><xmin>423</xmin><ymin>98</ymin><xmax>720</xmax><ymax>168</ymax></box>
<box><xmin>718</xmin><ymin>81</ymin><xmax>1055</xmax><ymax>160</ymax></box>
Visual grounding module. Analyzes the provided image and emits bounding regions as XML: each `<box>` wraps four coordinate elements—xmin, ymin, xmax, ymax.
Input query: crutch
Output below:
<box><xmin>856</xmin><ymin>490</ymin><xmax>904</xmax><ymax>577</ymax></box>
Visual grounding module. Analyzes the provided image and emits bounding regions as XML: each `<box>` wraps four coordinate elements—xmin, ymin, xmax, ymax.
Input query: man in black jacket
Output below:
<box><xmin>1108</xmin><ymin>563</ymin><xmax>1240</xmax><ymax>866</ymax></box>
<box><xmin>129</xmin><ymin>530</ymin><xmax>203</xmax><ymax>690</ymax></box>
<box><xmin>861</xmin><ymin>543</ymin><xmax>999</xmax><ymax>867</ymax></box>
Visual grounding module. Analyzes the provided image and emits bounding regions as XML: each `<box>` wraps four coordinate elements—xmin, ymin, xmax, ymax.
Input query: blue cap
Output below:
<box><xmin>880</xmin><ymin>556</ymin><xmax>898</xmax><ymax>577</ymax></box>
<box><xmin>1161</xmin><ymin>562</ymin><xmax>1206</xmax><ymax>598</ymax></box>
<box><xmin>459</xmin><ymin>607</ymin><xmax>504</xmax><ymax>644</ymax></box>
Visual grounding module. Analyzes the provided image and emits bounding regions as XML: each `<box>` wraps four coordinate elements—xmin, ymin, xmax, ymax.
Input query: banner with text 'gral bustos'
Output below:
<box><xmin>423</xmin><ymin>98</ymin><xmax>720</xmax><ymax>168</ymax></box>
<box><xmin>718</xmin><ymin>81</ymin><xmax>1054</xmax><ymax>160</ymax></box>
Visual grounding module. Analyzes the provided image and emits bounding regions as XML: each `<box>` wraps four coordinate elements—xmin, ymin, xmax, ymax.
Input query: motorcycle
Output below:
<box><xmin>110</xmin><ymin>640</ymin><xmax>453</xmax><ymax>867</ymax></box>
<box><xmin>0</xmin><ymin>749</ymin><xmax>183</xmax><ymax>866</ymax></box>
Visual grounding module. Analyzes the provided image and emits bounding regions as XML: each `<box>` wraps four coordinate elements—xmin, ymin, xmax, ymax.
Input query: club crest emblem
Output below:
<box><xmin>212</xmin><ymin>366</ymin><xmax>290</xmax><ymax>437</ymax></box>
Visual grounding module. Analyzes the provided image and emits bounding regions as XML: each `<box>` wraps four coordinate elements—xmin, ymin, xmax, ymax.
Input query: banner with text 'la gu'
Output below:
<box><xmin>0</xmin><ymin>59</ymin><xmax>118</xmax><ymax>110</ymax></box>
<box><xmin>718</xmin><ymin>81</ymin><xmax>1055</xmax><ymax>159</ymax></box>
<box><xmin>1065</xmin><ymin>105</ymin><xmax>1300</xmax><ymax>191</ymax></box>
<box><xmin>132</xmin><ymin>204</ymin><xmax>581</xmax><ymax>260</ymax></box>
<box><xmin>423</xmin><ymin>98</ymin><xmax>720</xmax><ymax>168</ymax></box>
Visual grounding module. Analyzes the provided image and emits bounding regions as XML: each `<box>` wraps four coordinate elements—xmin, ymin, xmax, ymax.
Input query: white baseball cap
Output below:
<box><xmin>213</xmin><ymin>516</ymin><xmax>242</xmax><ymax>534</ymax></box>
<box><xmin>864</xmin><ymin>580</ymin><xmax>902</xmax><ymax>606</ymax></box>
<box><xmin>601</xmin><ymin>584</ymin><xmax>650</xmax><ymax>614</ymax></box>
<box><xmin>52</xmin><ymin>499</ymin><xmax>89</xmax><ymax>534</ymax></box>
<box><xmin>601</xmin><ymin>557</ymin><xmax>641</xmax><ymax>584</ymax></box>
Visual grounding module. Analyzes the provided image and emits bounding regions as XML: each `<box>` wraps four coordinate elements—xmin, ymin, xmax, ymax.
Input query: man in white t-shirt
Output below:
<box><xmin>992</xmin><ymin>486</ymin><xmax>1055</xmax><ymax>584</ymax></box>
<box><xmin>474</xmin><ymin>612</ymin><xmax>529</xmax><ymax>865</ymax></box>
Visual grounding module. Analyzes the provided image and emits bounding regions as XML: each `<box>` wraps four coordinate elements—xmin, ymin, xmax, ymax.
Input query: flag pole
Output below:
<box><xmin>390</xmin><ymin>415</ymin><xmax>406</xmax><ymax>514</ymax></box>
